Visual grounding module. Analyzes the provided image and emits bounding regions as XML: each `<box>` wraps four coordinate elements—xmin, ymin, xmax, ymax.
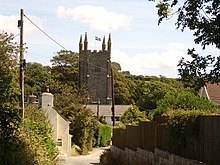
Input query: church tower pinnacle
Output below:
<box><xmin>102</xmin><ymin>35</ymin><xmax>106</xmax><ymax>51</ymax></box>
<box><xmin>79</xmin><ymin>34</ymin><xmax>83</xmax><ymax>52</ymax></box>
<box><xmin>107</xmin><ymin>33</ymin><xmax>111</xmax><ymax>52</ymax></box>
<box><xmin>84</xmin><ymin>32</ymin><xmax>88</xmax><ymax>50</ymax></box>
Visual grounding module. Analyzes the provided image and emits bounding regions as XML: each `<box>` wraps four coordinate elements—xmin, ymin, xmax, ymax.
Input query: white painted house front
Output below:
<box><xmin>40</xmin><ymin>91</ymin><xmax>72</xmax><ymax>156</ymax></box>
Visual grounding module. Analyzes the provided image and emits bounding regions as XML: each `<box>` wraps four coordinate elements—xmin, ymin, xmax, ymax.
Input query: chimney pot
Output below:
<box><xmin>45</xmin><ymin>86</ymin><xmax>50</xmax><ymax>93</ymax></box>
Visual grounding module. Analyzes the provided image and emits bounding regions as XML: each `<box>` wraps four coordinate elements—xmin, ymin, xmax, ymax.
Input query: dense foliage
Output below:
<box><xmin>96</xmin><ymin>124</ymin><xmax>112</xmax><ymax>147</ymax></box>
<box><xmin>20</xmin><ymin>106</ymin><xmax>58</xmax><ymax>164</ymax></box>
<box><xmin>149</xmin><ymin>91</ymin><xmax>216</xmax><ymax>120</ymax></box>
<box><xmin>63</xmin><ymin>103</ymin><xmax>97</xmax><ymax>155</ymax></box>
<box><xmin>167</xmin><ymin>110</ymin><xmax>211</xmax><ymax>154</ymax></box>
<box><xmin>0</xmin><ymin>32</ymin><xmax>58</xmax><ymax>164</ymax></box>
<box><xmin>134</xmin><ymin>80</ymin><xmax>176</xmax><ymax>110</ymax></box>
<box><xmin>113</xmin><ymin>63</ymin><xmax>188</xmax><ymax>111</ymax></box>
<box><xmin>120</xmin><ymin>105</ymin><xmax>148</xmax><ymax>125</ymax></box>
<box><xmin>51</xmin><ymin>50</ymin><xmax>79</xmax><ymax>87</ymax></box>
<box><xmin>113</xmin><ymin>70</ymin><xmax>136</xmax><ymax>105</ymax></box>
<box><xmin>178</xmin><ymin>48</ymin><xmax>220</xmax><ymax>92</ymax></box>
<box><xmin>0</xmin><ymin>32</ymin><xmax>21</xmax><ymax>164</ymax></box>
<box><xmin>25</xmin><ymin>62</ymin><xmax>52</xmax><ymax>98</ymax></box>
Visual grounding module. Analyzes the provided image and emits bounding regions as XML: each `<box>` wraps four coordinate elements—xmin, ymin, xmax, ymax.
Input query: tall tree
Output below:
<box><xmin>134</xmin><ymin>80</ymin><xmax>176</xmax><ymax>110</ymax></box>
<box><xmin>112</xmin><ymin>61</ymin><xmax>122</xmax><ymax>72</ymax></box>
<box><xmin>178</xmin><ymin>49</ymin><xmax>216</xmax><ymax>92</ymax></box>
<box><xmin>113</xmin><ymin>70</ymin><xmax>136</xmax><ymax>105</ymax></box>
<box><xmin>25</xmin><ymin>62</ymin><xmax>52</xmax><ymax>97</ymax></box>
<box><xmin>51</xmin><ymin>50</ymin><xmax>79</xmax><ymax>87</ymax></box>
<box><xmin>0</xmin><ymin>32</ymin><xmax>21</xmax><ymax>164</ymax></box>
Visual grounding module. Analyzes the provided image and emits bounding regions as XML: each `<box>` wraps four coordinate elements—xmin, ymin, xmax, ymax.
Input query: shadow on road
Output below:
<box><xmin>90</xmin><ymin>163</ymin><xmax>103</xmax><ymax>165</ymax></box>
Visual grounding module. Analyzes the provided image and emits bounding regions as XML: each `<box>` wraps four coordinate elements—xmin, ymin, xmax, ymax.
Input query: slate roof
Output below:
<box><xmin>85</xmin><ymin>104</ymin><xmax>131</xmax><ymax>117</ymax></box>
<box><xmin>205</xmin><ymin>83</ymin><xmax>220</xmax><ymax>105</ymax></box>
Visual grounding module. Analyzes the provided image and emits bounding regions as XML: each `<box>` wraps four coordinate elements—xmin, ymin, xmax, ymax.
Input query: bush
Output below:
<box><xmin>96</xmin><ymin>124</ymin><xmax>112</xmax><ymax>147</ymax></box>
<box><xmin>149</xmin><ymin>91</ymin><xmax>216</xmax><ymax>120</ymax></box>
<box><xmin>99</xmin><ymin>115</ymin><xmax>108</xmax><ymax>125</ymax></box>
<box><xmin>167</xmin><ymin>110</ymin><xmax>212</xmax><ymax>154</ymax></box>
<box><xmin>65</xmin><ymin>104</ymin><xmax>98</xmax><ymax>155</ymax></box>
<box><xmin>120</xmin><ymin>105</ymin><xmax>149</xmax><ymax>125</ymax></box>
<box><xmin>20</xmin><ymin>106</ymin><xmax>58</xmax><ymax>164</ymax></box>
<box><xmin>71</xmin><ymin>144</ymin><xmax>81</xmax><ymax>156</ymax></box>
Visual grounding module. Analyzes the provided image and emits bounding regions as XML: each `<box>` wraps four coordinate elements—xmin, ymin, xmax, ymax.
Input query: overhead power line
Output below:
<box><xmin>23</xmin><ymin>13</ymin><xmax>68</xmax><ymax>51</ymax></box>
<box><xmin>23</xmin><ymin>12</ymin><xmax>109</xmax><ymax>72</ymax></box>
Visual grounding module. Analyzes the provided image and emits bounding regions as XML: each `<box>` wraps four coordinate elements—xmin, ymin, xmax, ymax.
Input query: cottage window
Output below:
<box><xmin>57</xmin><ymin>139</ymin><xmax>62</xmax><ymax>146</ymax></box>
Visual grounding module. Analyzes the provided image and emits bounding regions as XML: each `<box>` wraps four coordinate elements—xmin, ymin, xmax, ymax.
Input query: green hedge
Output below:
<box><xmin>168</xmin><ymin>110</ymin><xmax>213</xmax><ymax>154</ymax></box>
<box><xmin>149</xmin><ymin>91</ymin><xmax>216</xmax><ymax>120</ymax></box>
<box><xmin>97</xmin><ymin>124</ymin><xmax>112</xmax><ymax>147</ymax></box>
<box><xmin>120</xmin><ymin>105</ymin><xmax>148</xmax><ymax>126</ymax></box>
<box><xmin>21</xmin><ymin>106</ymin><xmax>58</xmax><ymax>164</ymax></box>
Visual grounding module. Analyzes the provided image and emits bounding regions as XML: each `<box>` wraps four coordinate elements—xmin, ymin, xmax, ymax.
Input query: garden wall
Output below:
<box><xmin>112</xmin><ymin>116</ymin><xmax>220</xmax><ymax>165</ymax></box>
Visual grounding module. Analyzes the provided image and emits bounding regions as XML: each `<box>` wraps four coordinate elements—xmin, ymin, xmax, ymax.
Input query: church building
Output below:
<box><xmin>79</xmin><ymin>33</ymin><xmax>112</xmax><ymax>105</ymax></box>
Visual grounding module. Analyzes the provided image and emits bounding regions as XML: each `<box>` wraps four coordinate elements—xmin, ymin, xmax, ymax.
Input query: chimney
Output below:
<box><xmin>45</xmin><ymin>86</ymin><xmax>50</xmax><ymax>93</ymax></box>
<box><xmin>40</xmin><ymin>86</ymin><xmax>53</xmax><ymax>109</ymax></box>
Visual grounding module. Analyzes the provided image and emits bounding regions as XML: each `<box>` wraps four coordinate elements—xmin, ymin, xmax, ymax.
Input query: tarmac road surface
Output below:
<box><xmin>60</xmin><ymin>147</ymin><xmax>108</xmax><ymax>165</ymax></box>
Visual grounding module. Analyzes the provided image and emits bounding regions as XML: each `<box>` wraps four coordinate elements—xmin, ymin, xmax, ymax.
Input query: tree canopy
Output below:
<box><xmin>155</xmin><ymin>0</ymin><xmax>220</xmax><ymax>49</ymax></box>
<box><xmin>51</xmin><ymin>50</ymin><xmax>79</xmax><ymax>87</ymax></box>
<box><xmin>0</xmin><ymin>33</ymin><xmax>21</xmax><ymax>164</ymax></box>
<box><xmin>25</xmin><ymin>62</ymin><xmax>52</xmax><ymax>97</ymax></box>
<box><xmin>152</xmin><ymin>0</ymin><xmax>220</xmax><ymax>91</ymax></box>
<box><xmin>0</xmin><ymin>32</ymin><xmax>58</xmax><ymax>164</ymax></box>
<box><xmin>149</xmin><ymin>91</ymin><xmax>216</xmax><ymax>119</ymax></box>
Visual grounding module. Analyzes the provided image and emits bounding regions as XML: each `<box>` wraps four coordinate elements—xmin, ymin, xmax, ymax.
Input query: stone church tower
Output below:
<box><xmin>79</xmin><ymin>32</ymin><xmax>112</xmax><ymax>104</ymax></box>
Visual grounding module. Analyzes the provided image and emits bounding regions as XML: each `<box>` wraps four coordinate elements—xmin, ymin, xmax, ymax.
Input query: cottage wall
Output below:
<box><xmin>40</xmin><ymin>92</ymin><xmax>72</xmax><ymax>156</ymax></box>
<box><xmin>57</xmin><ymin>114</ymin><xmax>72</xmax><ymax>155</ymax></box>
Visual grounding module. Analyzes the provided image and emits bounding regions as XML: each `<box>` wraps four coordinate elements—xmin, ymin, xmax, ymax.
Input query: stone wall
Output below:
<box><xmin>110</xmin><ymin>146</ymin><xmax>206</xmax><ymax>165</ymax></box>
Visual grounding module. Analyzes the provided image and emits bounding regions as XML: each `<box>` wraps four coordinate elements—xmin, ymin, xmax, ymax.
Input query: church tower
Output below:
<box><xmin>79</xmin><ymin>33</ymin><xmax>112</xmax><ymax>104</ymax></box>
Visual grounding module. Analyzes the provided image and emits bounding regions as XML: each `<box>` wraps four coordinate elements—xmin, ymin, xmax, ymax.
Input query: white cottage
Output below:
<box><xmin>40</xmin><ymin>89</ymin><xmax>72</xmax><ymax>156</ymax></box>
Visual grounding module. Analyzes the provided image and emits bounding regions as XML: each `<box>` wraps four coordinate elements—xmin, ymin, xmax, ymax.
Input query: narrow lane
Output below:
<box><xmin>60</xmin><ymin>147</ymin><xmax>107</xmax><ymax>165</ymax></box>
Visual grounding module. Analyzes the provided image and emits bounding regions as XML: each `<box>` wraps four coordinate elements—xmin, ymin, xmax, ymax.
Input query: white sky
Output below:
<box><xmin>0</xmin><ymin>0</ymin><xmax>219</xmax><ymax>78</ymax></box>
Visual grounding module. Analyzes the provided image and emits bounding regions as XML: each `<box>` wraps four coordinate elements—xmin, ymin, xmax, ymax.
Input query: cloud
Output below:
<box><xmin>0</xmin><ymin>14</ymin><xmax>43</xmax><ymax>34</ymax></box>
<box><xmin>56</xmin><ymin>5</ymin><xmax>132</xmax><ymax>32</ymax></box>
<box><xmin>112</xmin><ymin>43</ymin><xmax>190</xmax><ymax>77</ymax></box>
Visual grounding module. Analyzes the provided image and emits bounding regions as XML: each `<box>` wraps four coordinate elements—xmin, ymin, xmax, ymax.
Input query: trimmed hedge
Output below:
<box><xmin>97</xmin><ymin>124</ymin><xmax>112</xmax><ymax>147</ymax></box>
<box><xmin>168</xmin><ymin>110</ymin><xmax>204</xmax><ymax>152</ymax></box>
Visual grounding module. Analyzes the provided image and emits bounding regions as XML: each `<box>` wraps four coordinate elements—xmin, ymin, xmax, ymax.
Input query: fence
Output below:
<box><xmin>112</xmin><ymin>116</ymin><xmax>220</xmax><ymax>165</ymax></box>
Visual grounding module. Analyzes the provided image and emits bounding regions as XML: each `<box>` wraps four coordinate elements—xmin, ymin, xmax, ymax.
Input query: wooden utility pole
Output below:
<box><xmin>18</xmin><ymin>9</ymin><xmax>24</xmax><ymax>119</ymax></box>
<box><xmin>97</xmin><ymin>98</ymin><xmax>100</xmax><ymax>118</ymax></box>
<box><xmin>111</xmin><ymin>68</ymin><xmax>115</xmax><ymax>126</ymax></box>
